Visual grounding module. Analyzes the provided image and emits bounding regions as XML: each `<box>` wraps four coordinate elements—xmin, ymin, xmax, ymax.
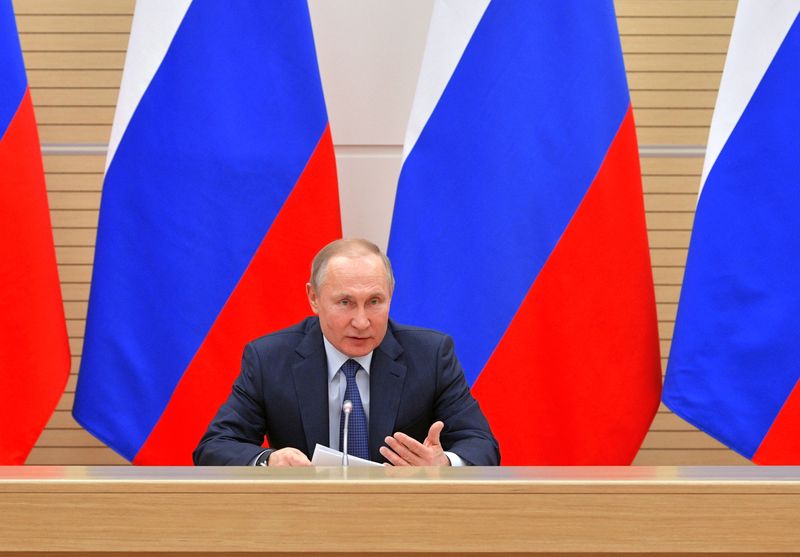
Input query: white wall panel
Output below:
<box><xmin>309</xmin><ymin>0</ymin><xmax>432</xmax><ymax>147</ymax></box>
<box><xmin>334</xmin><ymin>147</ymin><xmax>403</xmax><ymax>249</ymax></box>
<box><xmin>309</xmin><ymin>0</ymin><xmax>433</xmax><ymax>247</ymax></box>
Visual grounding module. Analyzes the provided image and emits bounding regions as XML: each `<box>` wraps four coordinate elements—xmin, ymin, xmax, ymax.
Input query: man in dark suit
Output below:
<box><xmin>194</xmin><ymin>239</ymin><xmax>498</xmax><ymax>466</ymax></box>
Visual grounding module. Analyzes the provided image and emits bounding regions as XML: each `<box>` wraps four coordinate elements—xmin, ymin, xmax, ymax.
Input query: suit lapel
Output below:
<box><xmin>368</xmin><ymin>325</ymin><xmax>406</xmax><ymax>461</ymax></box>
<box><xmin>292</xmin><ymin>319</ymin><xmax>329</xmax><ymax>455</ymax></box>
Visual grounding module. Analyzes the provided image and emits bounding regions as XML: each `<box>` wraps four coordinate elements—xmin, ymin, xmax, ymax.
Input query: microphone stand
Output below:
<box><xmin>341</xmin><ymin>400</ymin><xmax>353</xmax><ymax>467</ymax></box>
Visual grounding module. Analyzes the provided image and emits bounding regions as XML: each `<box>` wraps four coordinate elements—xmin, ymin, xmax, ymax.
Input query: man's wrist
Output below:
<box><xmin>253</xmin><ymin>449</ymin><xmax>275</xmax><ymax>466</ymax></box>
<box><xmin>444</xmin><ymin>451</ymin><xmax>464</xmax><ymax>466</ymax></box>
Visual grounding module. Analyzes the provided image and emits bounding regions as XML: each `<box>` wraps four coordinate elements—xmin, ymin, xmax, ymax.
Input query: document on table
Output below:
<box><xmin>311</xmin><ymin>443</ymin><xmax>383</xmax><ymax>467</ymax></box>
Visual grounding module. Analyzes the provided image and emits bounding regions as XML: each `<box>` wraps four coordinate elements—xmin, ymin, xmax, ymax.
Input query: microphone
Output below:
<box><xmin>341</xmin><ymin>400</ymin><xmax>353</xmax><ymax>467</ymax></box>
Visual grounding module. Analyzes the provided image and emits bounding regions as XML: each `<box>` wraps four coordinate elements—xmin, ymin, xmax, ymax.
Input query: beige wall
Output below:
<box><xmin>14</xmin><ymin>0</ymin><xmax>748</xmax><ymax>465</ymax></box>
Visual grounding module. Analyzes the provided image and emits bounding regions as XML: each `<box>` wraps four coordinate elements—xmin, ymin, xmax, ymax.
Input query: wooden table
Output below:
<box><xmin>1</xmin><ymin>466</ymin><xmax>799</xmax><ymax>556</ymax></box>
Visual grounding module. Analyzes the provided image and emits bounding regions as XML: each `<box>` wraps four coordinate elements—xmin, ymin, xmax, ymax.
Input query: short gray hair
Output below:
<box><xmin>309</xmin><ymin>238</ymin><xmax>395</xmax><ymax>293</ymax></box>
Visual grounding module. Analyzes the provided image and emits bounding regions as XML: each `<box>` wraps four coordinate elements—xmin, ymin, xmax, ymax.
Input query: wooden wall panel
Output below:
<box><xmin>13</xmin><ymin>0</ymin><xmax>747</xmax><ymax>466</ymax></box>
<box><xmin>619</xmin><ymin>0</ymin><xmax>739</xmax><ymax>466</ymax></box>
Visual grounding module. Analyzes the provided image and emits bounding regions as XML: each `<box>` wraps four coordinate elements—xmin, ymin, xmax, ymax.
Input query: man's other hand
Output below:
<box><xmin>267</xmin><ymin>447</ymin><xmax>312</xmax><ymax>466</ymax></box>
<box><xmin>379</xmin><ymin>421</ymin><xmax>450</xmax><ymax>466</ymax></box>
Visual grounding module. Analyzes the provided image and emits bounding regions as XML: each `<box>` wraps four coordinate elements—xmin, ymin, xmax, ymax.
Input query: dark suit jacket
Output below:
<box><xmin>193</xmin><ymin>317</ymin><xmax>499</xmax><ymax>465</ymax></box>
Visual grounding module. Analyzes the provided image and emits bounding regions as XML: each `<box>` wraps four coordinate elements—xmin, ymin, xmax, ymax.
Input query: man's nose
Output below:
<box><xmin>351</xmin><ymin>306</ymin><xmax>370</xmax><ymax>329</ymax></box>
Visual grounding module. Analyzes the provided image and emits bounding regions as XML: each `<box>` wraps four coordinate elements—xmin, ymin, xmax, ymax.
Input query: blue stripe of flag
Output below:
<box><xmin>0</xmin><ymin>0</ymin><xmax>27</xmax><ymax>137</ymax></box>
<box><xmin>388</xmin><ymin>1</ymin><xmax>629</xmax><ymax>384</ymax></box>
<box><xmin>74</xmin><ymin>2</ymin><xmax>328</xmax><ymax>459</ymax></box>
<box><xmin>664</xmin><ymin>15</ymin><xmax>800</xmax><ymax>458</ymax></box>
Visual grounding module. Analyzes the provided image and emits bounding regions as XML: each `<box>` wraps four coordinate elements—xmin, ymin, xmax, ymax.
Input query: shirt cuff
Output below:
<box><xmin>444</xmin><ymin>451</ymin><xmax>465</xmax><ymax>467</ymax></box>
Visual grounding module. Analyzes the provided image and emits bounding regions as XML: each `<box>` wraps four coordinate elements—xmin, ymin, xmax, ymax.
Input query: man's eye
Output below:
<box><xmin>338</xmin><ymin>299</ymin><xmax>350</xmax><ymax>306</ymax></box>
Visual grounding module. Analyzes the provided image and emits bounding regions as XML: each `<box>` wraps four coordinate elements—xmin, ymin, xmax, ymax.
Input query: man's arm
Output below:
<box><xmin>380</xmin><ymin>333</ymin><xmax>500</xmax><ymax>466</ymax></box>
<box><xmin>193</xmin><ymin>343</ymin><xmax>274</xmax><ymax>465</ymax></box>
<box><xmin>432</xmin><ymin>333</ymin><xmax>500</xmax><ymax>465</ymax></box>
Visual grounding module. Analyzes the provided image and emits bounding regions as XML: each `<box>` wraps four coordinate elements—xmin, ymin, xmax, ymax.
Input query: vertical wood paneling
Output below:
<box><xmin>14</xmin><ymin>0</ymin><xmax>133</xmax><ymax>465</ymax></box>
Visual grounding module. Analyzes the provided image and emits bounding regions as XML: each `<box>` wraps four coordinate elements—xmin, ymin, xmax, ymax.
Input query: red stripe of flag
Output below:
<box><xmin>134</xmin><ymin>127</ymin><xmax>340</xmax><ymax>464</ymax></box>
<box><xmin>472</xmin><ymin>108</ymin><xmax>661</xmax><ymax>464</ymax></box>
<box><xmin>0</xmin><ymin>88</ymin><xmax>70</xmax><ymax>464</ymax></box>
<box><xmin>753</xmin><ymin>378</ymin><xmax>800</xmax><ymax>464</ymax></box>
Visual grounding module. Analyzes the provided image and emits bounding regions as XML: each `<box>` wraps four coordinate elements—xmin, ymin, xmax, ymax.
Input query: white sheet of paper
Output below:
<box><xmin>311</xmin><ymin>443</ymin><xmax>383</xmax><ymax>467</ymax></box>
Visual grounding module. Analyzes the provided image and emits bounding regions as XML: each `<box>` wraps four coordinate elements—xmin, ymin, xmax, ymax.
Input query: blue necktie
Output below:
<box><xmin>339</xmin><ymin>359</ymin><xmax>369</xmax><ymax>460</ymax></box>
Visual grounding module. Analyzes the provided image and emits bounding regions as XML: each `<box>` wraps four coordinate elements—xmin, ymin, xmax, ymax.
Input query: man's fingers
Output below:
<box><xmin>393</xmin><ymin>431</ymin><xmax>438</xmax><ymax>460</ymax></box>
<box><xmin>268</xmin><ymin>447</ymin><xmax>312</xmax><ymax>467</ymax></box>
<box><xmin>288</xmin><ymin>451</ymin><xmax>312</xmax><ymax>466</ymax></box>
<box><xmin>383</xmin><ymin>434</ymin><xmax>422</xmax><ymax>463</ymax></box>
<box><xmin>379</xmin><ymin>445</ymin><xmax>409</xmax><ymax>466</ymax></box>
<box><xmin>380</xmin><ymin>425</ymin><xmax>450</xmax><ymax>466</ymax></box>
<box><xmin>424</xmin><ymin>421</ymin><xmax>444</xmax><ymax>448</ymax></box>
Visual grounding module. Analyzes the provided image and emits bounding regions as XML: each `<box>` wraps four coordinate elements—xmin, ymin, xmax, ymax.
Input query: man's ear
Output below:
<box><xmin>306</xmin><ymin>283</ymin><xmax>319</xmax><ymax>314</ymax></box>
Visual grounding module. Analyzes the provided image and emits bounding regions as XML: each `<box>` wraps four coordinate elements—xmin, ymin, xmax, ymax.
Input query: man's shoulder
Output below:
<box><xmin>384</xmin><ymin>320</ymin><xmax>458</xmax><ymax>369</ymax></box>
<box><xmin>248</xmin><ymin>316</ymin><xmax>320</xmax><ymax>351</ymax></box>
<box><xmin>388</xmin><ymin>319</ymin><xmax>450</xmax><ymax>347</ymax></box>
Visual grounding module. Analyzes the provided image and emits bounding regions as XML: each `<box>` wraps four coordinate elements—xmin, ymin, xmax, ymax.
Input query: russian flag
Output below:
<box><xmin>388</xmin><ymin>1</ymin><xmax>662</xmax><ymax>464</ymax></box>
<box><xmin>664</xmin><ymin>2</ymin><xmax>800</xmax><ymax>464</ymax></box>
<box><xmin>73</xmin><ymin>2</ymin><xmax>340</xmax><ymax>464</ymax></box>
<box><xmin>0</xmin><ymin>0</ymin><xmax>70</xmax><ymax>464</ymax></box>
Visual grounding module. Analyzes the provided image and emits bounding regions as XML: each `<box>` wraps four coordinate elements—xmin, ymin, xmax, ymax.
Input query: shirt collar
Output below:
<box><xmin>322</xmin><ymin>335</ymin><xmax>373</xmax><ymax>382</ymax></box>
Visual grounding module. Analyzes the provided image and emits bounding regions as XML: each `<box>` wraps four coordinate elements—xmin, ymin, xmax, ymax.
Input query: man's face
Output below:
<box><xmin>307</xmin><ymin>253</ymin><xmax>391</xmax><ymax>357</ymax></box>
